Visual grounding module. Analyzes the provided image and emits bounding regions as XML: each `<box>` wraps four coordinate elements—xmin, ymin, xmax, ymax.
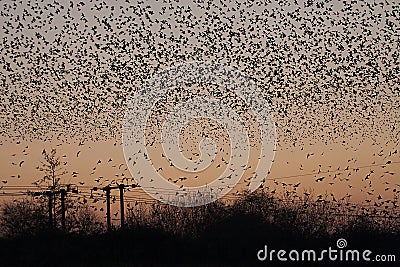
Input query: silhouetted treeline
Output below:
<box><xmin>0</xmin><ymin>190</ymin><xmax>399</xmax><ymax>266</ymax></box>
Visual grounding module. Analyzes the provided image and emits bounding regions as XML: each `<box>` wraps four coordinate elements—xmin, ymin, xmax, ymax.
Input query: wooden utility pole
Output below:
<box><xmin>105</xmin><ymin>186</ymin><xmax>111</xmax><ymax>232</ymax></box>
<box><xmin>60</xmin><ymin>189</ymin><xmax>66</xmax><ymax>232</ymax></box>
<box><xmin>47</xmin><ymin>191</ymin><xmax>53</xmax><ymax>229</ymax></box>
<box><xmin>119</xmin><ymin>184</ymin><xmax>125</xmax><ymax>229</ymax></box>
<box><xmin>103</xmin><ymin>184</ymin><xmax>126</xmax><ymax>231</ymax></box>
<box><xmin>33</xmin><ymin>186</ymin><xmax>77</xmax><ymax>231</ymax></box>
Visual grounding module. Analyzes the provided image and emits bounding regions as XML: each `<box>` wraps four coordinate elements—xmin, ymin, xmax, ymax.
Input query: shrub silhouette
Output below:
<box><xmin>0</xmin><ymin>196</ymin><xmax>103</xmax><ymax>237</ymax></box>
<box><xmin>0</xmin><ymin>189</ymin><xmax>398</xmax><ymax>266</ymax></box>
<box><xmin>0</xmin><ymin>198</ymin><xmax>47</xmax><ymax>238</ymax></box>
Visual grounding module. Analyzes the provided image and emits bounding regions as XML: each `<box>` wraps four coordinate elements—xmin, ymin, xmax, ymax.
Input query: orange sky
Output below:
<box><xmin>0</xmin><ymin>0</ymin><xmax>399</xmax><ymax>212</ymax></box>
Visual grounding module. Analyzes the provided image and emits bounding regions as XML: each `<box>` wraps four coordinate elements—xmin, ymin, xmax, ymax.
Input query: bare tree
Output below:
<box><xmin>36</xmin><ymin>148</ymin><xmax>67</xmax><ymax>188</ymax></box>
<box><xmin>36</xmin><ymin>148</ymin><xmax>68</xmax><ymax>228</ymax></box>
<box><xmin>0</xmin><ymin>197</ymin><xmax>104</xmax><ymax>237</ymax></box>
<box><xmin>0</xmin><ymin>197</ymin><xmax>47</xmax><ymax>237</ymax></box>
<box><xmin>67</xmin><ymin>203</ymin><xmax>104</xmax><ymax>235</ymax></box>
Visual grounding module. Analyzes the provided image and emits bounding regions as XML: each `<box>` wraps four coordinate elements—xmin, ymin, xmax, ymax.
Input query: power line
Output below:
<box><xmin>267</xmin><ymin>161</ymin><xmax>400</xmax><ymax>181</ymax></box>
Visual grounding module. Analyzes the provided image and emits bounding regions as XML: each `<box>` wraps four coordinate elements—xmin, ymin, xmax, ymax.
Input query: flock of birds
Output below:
<box><xmin>0</xmin><ymin>0</ymin><xmax>398</xmax><ymax>207</ymax></box>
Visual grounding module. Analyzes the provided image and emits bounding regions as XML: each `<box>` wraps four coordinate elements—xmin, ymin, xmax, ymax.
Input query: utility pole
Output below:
<box><xmin>105</xmin><ymin>186</ymin><xmax>111</xmax><ymax>232</ymax></box>
<box><xmin>52</xmin><ymin>187</ymin><xmax>57</xmax><ymax>229</ymax></box>
<box><xmin>34</xmin><ymin>186</ymin><xmax>77</xmax><ymax>231</ymax></box>
<box><xmin>60</xmin><ymin>189</ymin><xmax>66</xmax><ymax>232</ymax></box>
<box><xmin>47</xmin><ymin>191</ymin><xmax>53</xmax><ymax>229</ymax></box>
<box><xmin>119</xmin><ymin>184</ymin><xmax>125</xmax><ymax>229</ymax></box>
<box><xmin>103</xmin><ymin>184</ymin><xmax>126</xmax><ymax>231</ymax></box>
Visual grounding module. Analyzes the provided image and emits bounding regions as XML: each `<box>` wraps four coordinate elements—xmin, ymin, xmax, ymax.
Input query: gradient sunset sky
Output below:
<box><xmin>0</xmin><ymin>0</ymin><xmax>399</xmax><ymax>208</ymax></box>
